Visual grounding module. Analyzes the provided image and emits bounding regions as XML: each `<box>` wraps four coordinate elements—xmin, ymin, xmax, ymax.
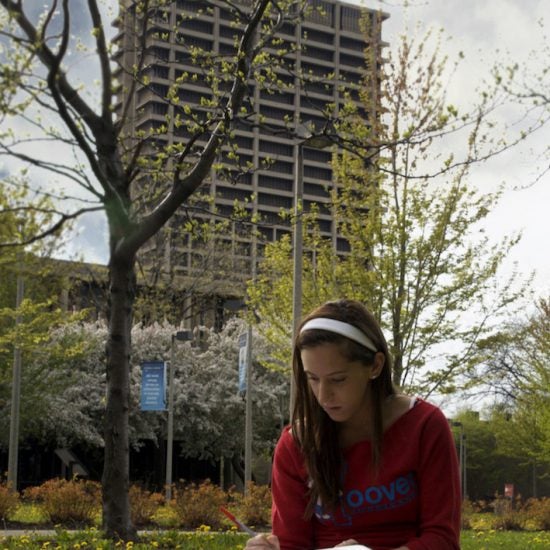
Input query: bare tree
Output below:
<box><xmin>0</xmin><ymin>0</ymin><xmax>319</xmax><ymax>539</ymax></box>
<box><xmin>247</xmin><ymin>28</ymin><xmax>539</xmax><ymax>396</ymax></box>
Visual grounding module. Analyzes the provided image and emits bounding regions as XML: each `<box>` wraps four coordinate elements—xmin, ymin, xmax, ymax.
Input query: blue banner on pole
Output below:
<box><xmin>140</xmin><ymin>361</ymin><xmax>167</xmax><ymax>411</ymax></box>
<box><xmin>238</xmin><ymin>333</ymin><xmax>248</xmax><ymax>394</ymax></box>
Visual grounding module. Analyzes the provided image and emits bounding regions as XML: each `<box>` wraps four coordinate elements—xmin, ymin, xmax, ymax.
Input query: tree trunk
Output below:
<box><xmin>102</xmin><ymin>253</ymin><xmax>138</xmax><ymax>541</ymax></box>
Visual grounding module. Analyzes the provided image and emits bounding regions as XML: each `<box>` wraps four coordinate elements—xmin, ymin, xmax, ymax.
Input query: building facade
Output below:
<box><xmin>114</xmin><ymin>0</ymin><xmax>386</xmax><ymax>323</ymax></box>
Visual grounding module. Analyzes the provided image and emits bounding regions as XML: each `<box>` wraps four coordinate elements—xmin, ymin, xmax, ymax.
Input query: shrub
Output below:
<box><xmin>461</xmin><ymin>499</ymin><xmax>475</xmax><ymax>530</ymax></box>
<box><xmin>0</xmin><ymin>480</ymin><xmax>20</xmax><ymax>520</ymax></box>
<box><xmin>172</xmin><ymin>479</ymin><xmax>227</xmax><ymax>529</ymax></box>
<box><xmin>492</xmin><ymin>496</ymin><xmax>513</xmax><ymax>516</ymax></box>
<box><xmin>233</xmin><ymin>482</ymin><xmax>271</xmax><ymax>528</ymax></box>
<box><xmin>151</xmin><ymin>503</ymin><xmax>179</xmax><ymax>528</ymax></box>
<box><xmin>129</xmin><ymin>484</ymin><xmax>164</xmax><ymax>527</ymax></box>
<box><xmin>23</xmin><ymin>478</ymin><xmax>101</xmax><ymax>525</ymax></box>
<box><xmin>523</xmin><ymin>498</ymin><xmax>550</xmax><ymax>530</ymax></box>
<box><xmin>492</xmin><ymin>511</ymin><xmax>526</xmax><ymax>531</ymax></box>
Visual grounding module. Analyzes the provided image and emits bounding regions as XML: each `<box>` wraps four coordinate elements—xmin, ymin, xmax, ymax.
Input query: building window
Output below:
<box><xmin>337</xmin><ymin>238</ymin><xmax>351</xmax><ymax>252</ymax></box>
<box><xmin>178</xmin><ymin>18</ymin><xmax>213</xmax><ymax>35</ymax></box>
<box><xmin>229</xmin><ymin>135</ymin><xmax>253</xmax><ymax>150</ymax></box>
<box><xmin>219</xmin><ymin>42</ymin><xmax>236</xmax><ymax>56</ymax></box>
<box><xmin>276</xmin><ymin>228</ymin><xmax>291</xmax><ymax>239</ymax></box>
<box><xmin>302</xmin><ymin>61</ymin><xmax>330</xmax><ymax>78</ymax></box>
<box><xmin>268</xmin><ymin>160</ymin><xmax>293</xmax><ymax>175</ymax></box>
<box><xmin>340</xmin><ymin>36</ymin><xmax>365</xmax><ymax>52</ymax></box>
<box><xmin>280</xmin><ymin>23</ymin><xmax>296</xmax><ymax>37</ymax></box>
<box><xmin>304</xmin><ymin>200</ymin><xmax>330</xmax><ymax>215</ymax></box>
<box><xmin>259</xmin><ymin>140</ymin><xmax>293</xmax><ymax>157</ymax></box>
<box><xmin>178</xmin><ymin>88</ymin><xmax>210</xmax><ymax>105</ymax></box>
<box><xmin>304</xmin><ymin>45</ymin><xmax>334</xmax><ymax>63</ymax></box>
<box><xmin>306</xmin><ymin>0</ymin><xmax>334</xmax><ymax>25</ymax></box>
<box><xmin>150</xmin><ymin>46</ymin><xmax>169</xmax><ymax>61</ymax></box>
<box><xmin>302</xmin><ymin>28</ymin><xmax>334</xmax><ymax>46</ymax></box>
<box><xmin>216</xmin><ymin>204</ymin><xmax>236</xmax><ymax>218</ymax></box>
<box><xmin>140</xmin><ymin>83</ymin><xmax>168</xmax><ymax>101</ymax></box>
<box><xmin>224</xmin><ymin>169</ymin><xmax>253</xmax><ymax>185</ymax></box>
<box><xmin>176</xmin><ymin>0</ymin><xmax>208</xmax><ymax>13</ymax></box>
<box><xmin>300</xmin><ymin>95</ymin><xmax>330</xmax><ymax>112</ymax></box>
<box><xmin>258</xmin><ymin>226</ymin><xmax>274</xmax><ymax>241</ymax></box>
<box><xmin>217</xmin><ymin>186</ymin><xmax>252</xmax><ymax>202</ymax></box>
<box><xmin>258</xmin><ymin>193</ymin><xmax>292</xmax><ymax>208</ymax></box>
<box><xmin>151</xmin><ymin>65</ymin><xmax>169</xmax><ymax>79</ymax></box>
<box><xmin>220</xmin><ymin>25</ymin><xmax>238</xmax><ymax>40</ymax></box>
<box><xmin>304</xmin><ymin>80</ymin><xmax>333</xmax><ymax>97</ymax></box>
<box><xmin>304</xmin><ymin>165</ymin><xmax>332</xmax><ymax>180</ymax></box>
<box><xmin>339</xmin><ymin>52</ymin><xmax>363</xmax><ymax>68</ymax></box>
<box><xmin>339</xmin><ymin>68</ymin><xmax>364</xmax><ymax>84</ymax></box>
<box><xmin>258</xmin><ymin>175</ymin><xmax>293</xmax><ymax>192</ymax></box>
<box><xmin>318</xmin><ymin>219</ymin><xmax>332</xmax><ymax>233</ymax></box>
<box><xmin>175</xmin><ymin>33</ymin><xmax>212</xmax><ymax>50</ymax></box>
<box><xmin>260</xmin><ymin>104</ymin><xmax>293</xmax><ymax>122</ymax></box>
<box><xmin>303</xmin><ymin>148</ymin><xmax>331</xmax><ymax>163</ymax></box>
<box><xmin>304</xmin><ymin>183</ymin><xmax>329</xmax><ymax>198</ymax></box>
<box><xmin>341</xmin><ymin>6</ymin><xmax>362</xmax><ymax>33</ymax></box>
<box><xmin>151</xmin><ymin>102</ymin><xmax>168</xmax><ymax>115</ymax></box>
<box><xmin>136</xmin><ymin>119</ymin><xmax>167</xmax><ymax>132</ymax></box>
<box><xmin>260</xmin><ymin>210</ymin><xmax>289</xmax><ymax>226</ymax></box>
<box><xmin>260</xmin><ymin>90</ymin><xmax>294</xmax><ymax>105</ymax></box>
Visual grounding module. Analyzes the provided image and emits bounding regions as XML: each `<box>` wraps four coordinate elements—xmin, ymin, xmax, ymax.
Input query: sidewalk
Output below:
<box><xmin>1</xmin><ymin>528</ymin><xmax>62</xmax><ymax>537</ymax></box>
<box><xmin>1</xmin><ymin>528</ymin><xmax>81</xmax><ymax>536</ymax></box>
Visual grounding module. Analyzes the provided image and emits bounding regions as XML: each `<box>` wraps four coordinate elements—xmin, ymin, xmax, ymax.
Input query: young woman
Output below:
<box><xmin>247</xmin><ymin>299</ymin><xmax>461</xmax><ymax>550</ymax></box>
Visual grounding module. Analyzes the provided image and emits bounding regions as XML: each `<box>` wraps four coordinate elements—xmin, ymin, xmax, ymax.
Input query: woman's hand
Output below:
<box><xmin>245</xmin><ymin>533</ymin><xmax>280</xmax><ymax>549</ymax></box>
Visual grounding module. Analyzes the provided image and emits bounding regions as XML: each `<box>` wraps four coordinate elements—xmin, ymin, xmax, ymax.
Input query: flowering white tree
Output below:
<box><xmin>10</xmin><ymin>322</ymin><xmax>108</xmax><ymax>448</ymax></box>
<box><xmin>20</xmin><ymin>318</ymin><xmax>286</xmax><ymax>475</ymax></box>
<box><xmin>175</xmin><ymin>318</ymin><xmax>287</xmax><ymax>462</ymax></box>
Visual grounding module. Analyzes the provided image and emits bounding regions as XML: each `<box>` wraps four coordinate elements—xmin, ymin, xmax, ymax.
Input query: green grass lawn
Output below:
<box><xmin>0</xmin><ymin>530</ymin><xmax>248</xmax><ymax>549</ymax></box>
<box><xmin>461</xmin><ymin>529</ymin><xmax>550</xmax><ymax>549</ymax></box>
<box><xmin>0</xmin><ymin>530</ymin><xmax>549</xmax><ymax>549</ymax></box>
<box><xmin>4</xmin><ymin>505</ymin><xmax>550</xmax><ymax>549</ymax></box>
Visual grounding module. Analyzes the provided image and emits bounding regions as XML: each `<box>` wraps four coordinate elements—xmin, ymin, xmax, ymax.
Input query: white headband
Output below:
<box><xmin>299</xmin><ymin>318</ymin><xmax>377</xmax><ymax>352</ymax></box>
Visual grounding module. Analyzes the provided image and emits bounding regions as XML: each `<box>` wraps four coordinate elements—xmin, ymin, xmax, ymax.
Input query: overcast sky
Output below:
<box><xmin>369</xmin><ymin>0</ymin><xmax>549</xmax><ymax>298</ymax></box>
<box><xmin>367</xmin><ymin>0</ymin><xmax>548</xmax><ymax>413</ymax></box>
<box><xmin>16</xmin><ymin>0</ymin><xmax>547</xmax><ymax>302</ymax></box>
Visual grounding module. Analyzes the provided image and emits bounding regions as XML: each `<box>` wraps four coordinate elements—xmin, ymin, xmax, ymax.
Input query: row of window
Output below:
<box><xmin>147</xmin><ymin>41</ymin><xmax>365</xmax><ymax>78</ymax></box>
<box><xmin>216</xmin><ymin>188</ymin><xmax>333</xmax><ymax>212</ymax></box>
<box><xmin>147</xmin><ymin>25</ymin><xmax>364</xmax><ymax>58</ymax></box>
<box><xmin>168</xmin><ymin>231</ymin><xmax>350</xmax><ymax>262</ymax></box>
<box><xmin>146</xmin><ymin>54</ymin><xmax>364</xmax><ymax>94</ymax></box>
<box><xmin>215</xmin><ymin>175</ymin><xmax>332</xmax><ymax>197</ymax></box>
<box><xmin>168</xmin><ymin>223</ymin><xmax>347</xmax><ymax>253</ymax></box>
<box><xmin>172</xmin><ymin>0</ymin><xmax>366</xmax><ymax>30</ymax></box>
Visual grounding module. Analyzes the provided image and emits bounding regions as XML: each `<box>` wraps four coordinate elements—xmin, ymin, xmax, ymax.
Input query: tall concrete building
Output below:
<box><xmin>114</xmin><ymin>0</ymin><xmax>386</xmax><ymax>323</ymax></box>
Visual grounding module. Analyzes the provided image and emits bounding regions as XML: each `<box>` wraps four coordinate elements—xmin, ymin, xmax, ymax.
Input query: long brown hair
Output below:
<box><xmin>291</xmin><ymin>299</ymin><xmax>395</xmax><ymax>516</ymax></box>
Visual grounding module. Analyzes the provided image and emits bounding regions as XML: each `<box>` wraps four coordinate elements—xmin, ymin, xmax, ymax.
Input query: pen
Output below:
<box><xmin>220</xmin><ymin>506</ymin><xmax>258</xmax><ymax>536</ymax></box>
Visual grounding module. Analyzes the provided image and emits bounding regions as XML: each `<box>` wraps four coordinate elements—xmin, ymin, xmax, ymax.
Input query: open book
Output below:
<box><xmin>316</xmin><ymin>546</ymin><xmax>372</xmax><ymax>550</ymax></box>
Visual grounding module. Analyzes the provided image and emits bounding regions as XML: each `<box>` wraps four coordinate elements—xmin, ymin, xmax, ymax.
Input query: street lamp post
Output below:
<box><xmin>166</xmin><ymin>330</ymin><xmax>193</xmax><ymax>502</ymax></box>
<box><xmin>290</xmin><ymin>132</ymin><xmax>333</xmax><ymax>415</ymax></box>
<box><xmin>224</xmin><ymin>299</ymin><xmax>255</xmax><ymax>495</ymax></box>
<box><xmin>7</xmin><ymin>253</ymin><xmax>24</xmax><ymax>491</ymax></box>
<box><xmin>244</xmin><ymin>323</ymin><xmax>253</xmax><ymax>492</ymax></box>
<box><xmin>450</xmin><ymin>420</ymin><xmax>466</xmax><ymax>501</ymax></box>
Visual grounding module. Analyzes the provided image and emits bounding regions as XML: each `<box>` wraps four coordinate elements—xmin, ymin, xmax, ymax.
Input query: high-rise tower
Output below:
<box><xmin>114</xmin><ymin>0</ymin><xmax>386</xmax><ymax>324</ymax></box>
